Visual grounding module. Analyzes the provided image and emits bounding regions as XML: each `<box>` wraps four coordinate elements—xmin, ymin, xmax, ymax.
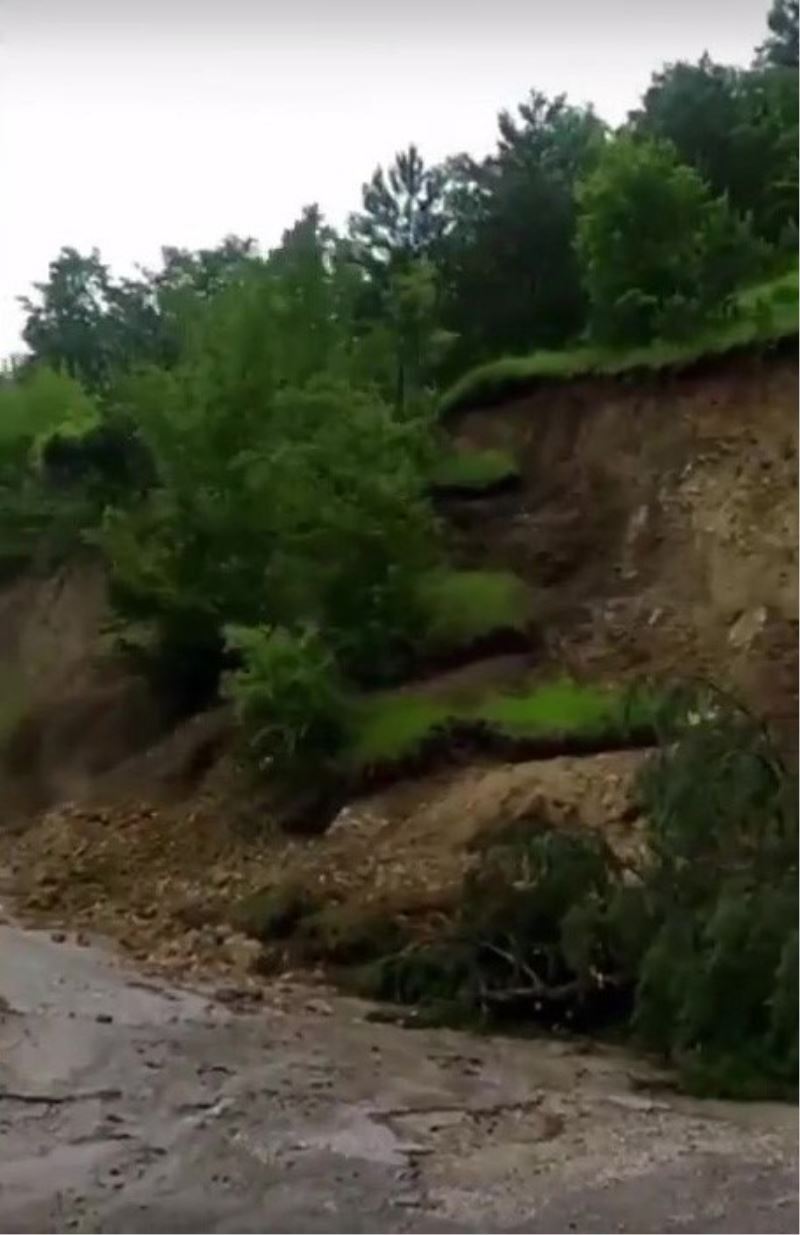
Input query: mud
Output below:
<box><xmin>1</xmin><ymin>918</ymin><xmax>796</xmax><ymax>1234</ymax></box>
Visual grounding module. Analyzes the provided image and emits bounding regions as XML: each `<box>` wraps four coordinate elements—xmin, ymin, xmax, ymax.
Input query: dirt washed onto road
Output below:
<box><xmin>1</xmin><ymin>917</ymin><xmax>796</xmax><ymax>1234</ymax></box>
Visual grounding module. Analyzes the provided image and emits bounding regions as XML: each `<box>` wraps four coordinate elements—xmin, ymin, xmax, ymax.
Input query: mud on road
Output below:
<box><xmin>0</xmin><ymin>922</ymin><xmax>796</xmax><ymax>1234</ymax></box>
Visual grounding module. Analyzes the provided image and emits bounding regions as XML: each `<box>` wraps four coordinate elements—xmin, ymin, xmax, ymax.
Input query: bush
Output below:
<box><xmin>223</xmin><ymin>624</ymin><xmax>353</xmax><ymax>789</ymax></box>
<box><xmin>350</xmin><ymin>692</ymin><xmax>798</xmax><ymax>1097</ymax></box>
<box><xmin>576</xmin><ymin>136</ymin><xmax>762</xmax><ymax>345</ymax></box>
<box><xmin>101</xmin><ymin>346</ymin><xmax>439</xmax><ymax>698</ymax></box>
<box><xmin>631</xmin><ymin>697</ymin><xmax>797</xmax><ymax>1095</ymax></box>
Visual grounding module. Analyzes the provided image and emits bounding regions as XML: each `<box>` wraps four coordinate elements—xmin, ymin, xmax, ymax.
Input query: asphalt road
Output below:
<box><xmin>1</xmin><ymin>925</ymin><xmax>796</xmax><ymax>1234</ymax></box>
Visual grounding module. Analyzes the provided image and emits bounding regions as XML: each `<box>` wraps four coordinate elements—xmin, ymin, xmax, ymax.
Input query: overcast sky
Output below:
<box><xmin>1</xmin><ymin>0</ymin><xmax>770</xmax><ymax>358</ymax></box>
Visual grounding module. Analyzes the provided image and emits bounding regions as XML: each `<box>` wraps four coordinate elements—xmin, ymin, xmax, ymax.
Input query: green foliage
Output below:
<box><xmin>418</xmin><ymin>568</ymin><xmax>531</xmax><ymax>655</ymax></box>
<box><xmin>346</xmin><ymin>695</ymin><xmax>452</xmax><ymax>769</ymax></box>
<box><xmin>346</xmin><ymin>678</ymin><xmax>655</xmax><ymax>772</ymax></box>
<box><xmin>438</xmin><ymin>268</ymin><xmax>799</xmax><ymax>414</ymax></box>
<box><xmin>431</xmin><ymin>448</ymin><xmax>520</xmax><ymax>493</ymax></box>
<box><xmin>351</xmin><ymin>695</ymin><xmax>797</xmax><ymax>1096</ymax></box>
<box><xmin>439</xmin><ymin>94</ymin><xmax>606</xmax><ymax>368</ymax></box>
<box><xmin>576</xmin><ymin>136</ymin><xmax>761</xmax><ymax>345</ymax></box>
<box><xmin>631</xmin><ymin>699</ymin><xmax>798</xmax><ymax>1095</ymax></box>
<box><xmin>630</xmin><ymin>55</ymin><xmax>798</xmax><ymax>246</ymax></box>
<box><xmin>230</xmin><ymin>882</ymin><xmax>319</xmax><ymax>942</ymax></box>
<box><xmin>474</xmin><ymin>678</ymin><xmax>655</xmax><ymax>740</ymax></box>
<box><xmin>0</xmin><ymin>367</ymin><xmax>105</xmax><ymax>572</ymax></box>
<box><xmin>348</xmin><ymin>144</ymin><xmax>449</xmax><ymax>278</ymax></box>
<box><xmin>0</xmin><ymin>366</ymin><xmax>98</xmax><ymax>462</ymax></box>
<box><xmin>359</xmin><ymin>827</ymin><xmax>626</xmax><ymax>1028</ymax></box>
<box><xmin>98</xmin><ymin>247</ymin><xmax>439</xmax><ymax>697</ymax></box>
<box><xmin>223</xmin><ymin>625</ymin><xmax>352</xmax><ymax>788</ymax></box>
<box><xmin>755</xmin><ymin>0</ymin><xmax>799</xmax><ymax>69</ymax></box>
<box><xmin>296</xmin><ymin>902</ymin><xmax>405</xmax><ymax>965</ymax></box>
<box><xmin>18</xmin><ymin>238</ymin><xmax>261</xmax><ymax>392</ymax></box>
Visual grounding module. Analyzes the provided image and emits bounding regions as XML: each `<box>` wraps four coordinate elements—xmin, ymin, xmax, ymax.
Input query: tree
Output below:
<box><xmin>756</xmin><ymin>0</ymin><xmax>799</xmax><ymax>67</ymax></box>
<box><xmin>576</xmin><ymin>136</ymin><xmax>759</xmax><ymax>344</ymax></box>
<box><xmin>19</xmin><ymin>249</ymin><xmax>121</xmax><ymax>391</ymax></box>
<box><xmin>19</xmin><ymin>237</ymin><xmax>262</xmax><ymax>393</ymax></box>
<box><xmin>630</xmin><ymin>55</ymin><xmax>798</xmax><ymax>246</ymax></box>
<box><xmin>439</xmin><ymin>93</ymin><xmax>606</xmax><ymax>366</ymax></box>
<box><xmin>348</xmin><ymin>145</ymin><xmax>449</xmax><ymax>279</ymax></box>
<box><xmin>100</xmin><ymin>242</ymin><xmax>439</xmax><ymax>705</ymax></box>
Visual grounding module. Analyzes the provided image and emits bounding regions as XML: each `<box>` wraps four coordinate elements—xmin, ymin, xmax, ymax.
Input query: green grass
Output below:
<box><xmin>346</xmin><ymin>695</ymin><xmax>452</xmax><ymax>769</ymax></box>
<box><xmin>439</xmin><ymin>269</ymin><xmax>799</xmax><ymax>416</ymax></box>
<box><xmin>418</xmin><ymin>569</ymin><xmax>532</xmax><ymax>654</ymax></box>
<box><xmin>344</xmin><ymin>678</ymin><xmax>658</xmax><ymax>772</ymax></box>
<box><xmin>430</xmin><ymin>447</ymin><xmax>520</xmax><ymax>493</ymax></box>
<box><xmin>474</xmin><ymin>678</ymin><xmax>653</xmax><ymax>738</ymax></box>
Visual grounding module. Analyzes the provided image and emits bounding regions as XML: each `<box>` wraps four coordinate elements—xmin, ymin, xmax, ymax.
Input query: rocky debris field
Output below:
<box><xmin>1</xmin><ymin>749</ymin><xmax>649</xmax><ymax>989</ymax></box>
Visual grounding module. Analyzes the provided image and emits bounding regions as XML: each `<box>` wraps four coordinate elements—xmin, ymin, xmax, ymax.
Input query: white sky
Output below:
<box><xmin>1</xmin><ymin>0</ymin><xmax>770</xmax><ymax>358</ymax></box>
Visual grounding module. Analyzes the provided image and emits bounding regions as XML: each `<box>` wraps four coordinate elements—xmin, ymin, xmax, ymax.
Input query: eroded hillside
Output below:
<box><xmin>445</xmin><ymin>346</ymin><xmax>798</xmax><ymax>747</ymax></box>
<box><xmin>1</xmin><ymin>347</ymin><xmax>796</xmax><ymax>1003</ymax></box>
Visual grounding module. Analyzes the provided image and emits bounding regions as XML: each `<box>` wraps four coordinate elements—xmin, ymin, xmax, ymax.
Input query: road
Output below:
<box><xmin>0</xmin><ymin>924</ymin><xmax>796</xmax><ymax>1233</ymax></box>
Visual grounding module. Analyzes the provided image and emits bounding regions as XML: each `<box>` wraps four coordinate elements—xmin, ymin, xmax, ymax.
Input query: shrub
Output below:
<box><xmin>230</xmin><ymin>881</ymin><xmax>318</xmax><ymax>941</ymax></box>
<box><xmin>346</xmin><ymin>695</ymin><xmax>452</xmax><ymax>769</ymax></box>
<box><xmin>223</xmin><ymin>624</ymin><xmax>352</xmax><ymax>789</ymax></box>
<box><xmin>576</xmin><ymin>136</ymin><xmax>762</xmax><ymax>345</ymax></box>
<box><xmin>350</xmin><ymin>690</ymin><xmax>798</xmax><ymax>1097</ymax></box>
<box><xmin>631</xmin><ymin>697</ymin><xmax>797</xmax><ymax>1095</ymax></box>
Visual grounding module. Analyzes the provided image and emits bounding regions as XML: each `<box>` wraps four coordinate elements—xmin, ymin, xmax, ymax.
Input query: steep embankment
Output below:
<box><xmin>1</xmin><ymin>346</ymin><xmax>797</xmax><ymax>983</ymax></box>
<box><xmin>444</xmin><ymin>346</ymin><xmax>798</xmax><ymax>746</ymax></box>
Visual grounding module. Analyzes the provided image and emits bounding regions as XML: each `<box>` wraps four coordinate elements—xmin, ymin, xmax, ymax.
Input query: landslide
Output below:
<box><xmin>0</xmin><ymin>345</ymin><xmax>796</xmax><ymax>989</ymax></box>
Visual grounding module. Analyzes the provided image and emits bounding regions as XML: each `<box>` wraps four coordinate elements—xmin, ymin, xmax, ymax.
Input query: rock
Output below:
<box><xmin>304</xmin><ymin>998</ymin><xmax>334</xmax><ymax>1017</ymax></box>
<box><xmin>728</xmin><ymin>605</ymin><xmax>768</xmax><ymax>650</ymax></box>
<box><xmin>214</xmin><ymin>984</ymin><xmax>259</xmax><ymax>1005</ymax></box>
<box><xmin>222</xmin><ymin>932</ymin><xmax>263</xmax><ymax>974</ymax></box>
<box><xmin>50</xmin><ymin>931</ymin><xmax>67</xmax><ymax>943</ymax></box>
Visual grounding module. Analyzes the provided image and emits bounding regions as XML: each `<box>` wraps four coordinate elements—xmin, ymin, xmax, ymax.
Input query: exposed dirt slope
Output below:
<box><xmin>447</xmin><ymin>349</ymin><xmax>798</xmax><ymax>747</ymax></box>
<box><xmin>5</xmin><ymin>745</ymin><xmax>646</xmax><ymax>982</ymax></box>
<box><xmin>0</xmin><ymin>560</ymin><xmax>166</xmax><ymax>817</ymax></box>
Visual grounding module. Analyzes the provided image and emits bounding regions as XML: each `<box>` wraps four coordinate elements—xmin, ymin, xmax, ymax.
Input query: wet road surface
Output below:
<box><xmin>1</xmin><ymin>924</ymin><xmax>797</xmax><ymax>1233</ymax></box>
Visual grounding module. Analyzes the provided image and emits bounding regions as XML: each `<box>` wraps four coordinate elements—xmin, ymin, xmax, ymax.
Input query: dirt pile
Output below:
<box><xmin>3</xmin><ymin>747</ymin><xmax>647</xmax><ymax>983</ymax></box>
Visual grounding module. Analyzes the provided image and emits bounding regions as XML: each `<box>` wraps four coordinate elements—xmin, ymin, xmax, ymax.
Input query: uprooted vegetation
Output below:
<box><xmin>237</xmin><ymin>696</ymin><xmax>797</xmax><ymax>1099</ymax></box>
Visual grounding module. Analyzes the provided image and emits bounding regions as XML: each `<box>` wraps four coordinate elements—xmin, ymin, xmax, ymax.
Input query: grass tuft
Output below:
<box><xmin>345</xmin><ymin>695</ymin><xmax>452</xmax><ymax>769</ymax></box>
<box><xmin>418</xmin><ymin>569</ymin><xmax>532</xmax><ymax>655</ymax></box>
